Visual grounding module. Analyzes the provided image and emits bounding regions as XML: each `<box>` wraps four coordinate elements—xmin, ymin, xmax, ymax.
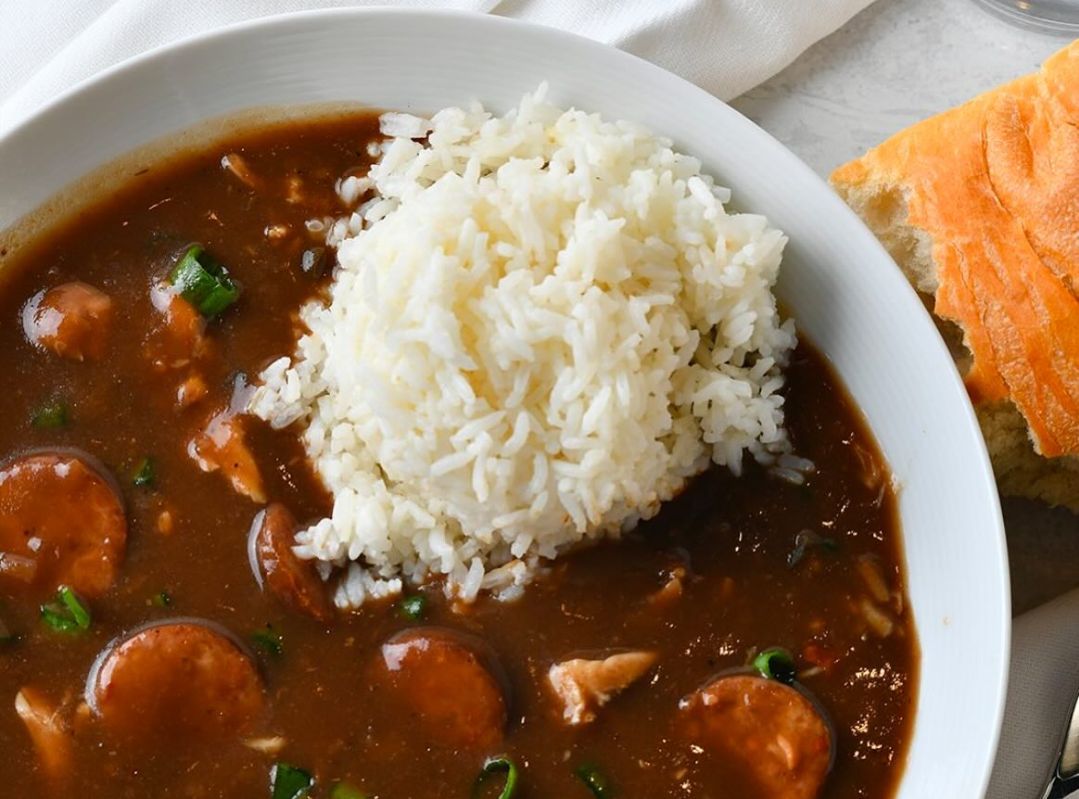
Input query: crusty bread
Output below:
<box><xmin>832</xmin><ymin>40</ymin><xmax>1079</xmax><ymax>512</ymax></box>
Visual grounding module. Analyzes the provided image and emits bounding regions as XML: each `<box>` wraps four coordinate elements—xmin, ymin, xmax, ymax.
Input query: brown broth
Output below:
<box><xmin>0</xmin><ymin>114</ymin><xmax>916</xmax><ymax>798</ymax></box>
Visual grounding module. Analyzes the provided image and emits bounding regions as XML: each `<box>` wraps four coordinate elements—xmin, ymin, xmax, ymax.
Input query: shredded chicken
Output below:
<box><xmin>856</xmin><ymin>556</ymin><xmax>891</xmax><ymax>604</ymax></box>
<box><xmin>548</xmin><ymin>650</ymin><xmax>658</xmax><ymax>725</ymax></box>
<box><xmin>244</xmin><ymin>735</ymin><xmax>288</xmax><ymax>755</ymax></box>
<box><xmin>648</xmin><ymin>566</ymin><xmax>686</xmax><ymax>608</ymax></box>
<box><xmin>187</xmin><ymin>408</ymin><xmax>266</xmax><ymax>502</ymax></box>
<box><xmin>156</xmin><ymin>508</ymin><xmax>175</xmax><ymax>536</ymax></box>
<box><xmin>146</xmin><ymin>288</ymin><xmax>210</xmax><ymax>372</ymax></box>
<box><xmin>285</xmin><ymin>175</ymin><xmax>306</xmax><ymax>204</ymax></box>
<box><xmin>858</xmin><ymin>597</ymin><xmax>896</xmax><ymax>638</ymax></box>
<box><xmin>221</xmin><ymin>153</ymin><xmax>259</xmax><ymax>188</ymax></box>
<box><xmin>177</xmin><ymin>374</ymin><xmax>209</xmax><ymax>409</ymax></box>
<box><xmin>15</xmin><ymin>687</ymin><xmax>72</xmax><ymax>784</ymax></box>
<box><xmin>0</xmin><ymin>552</ymin><xmax>38</xmax><ymax>584</ymax></box>
<box><xmin>264</xmin><ymin>223</ymin><xmax>291</xmax><ymax>241</ymax></box>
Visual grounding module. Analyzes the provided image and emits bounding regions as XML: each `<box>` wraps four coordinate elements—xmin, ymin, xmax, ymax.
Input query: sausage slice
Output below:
<box><xmin>248</xmin><ymin>504</ymin><xmax>333</xmax><ymax>622</ymax></box>
<box><xmin>0</xmin><ymin>452</ymin><xmax>126</xmax><ymax>599</ymax></box>
<box><xmin>679</xmin><ymin>674</ymin><xmax>833</xmax><ymax>799</ymax></box>
<box><xmin>22</xmin><ymin>282</ymin><xmax>113</xmax><ymax>361</ymax></box>
<box><xmin>375</xmin><ymin>627</ymin><xmax>507</xmax><ymax>751</ymax></box>
<box><xmin>89</xmin><ymin>621</ymin><xmax>265</xmax><ymax>743</ymax></box>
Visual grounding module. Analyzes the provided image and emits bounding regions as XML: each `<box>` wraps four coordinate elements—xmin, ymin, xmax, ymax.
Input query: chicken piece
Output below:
<box><xmin>176</xmin><ymin>374</ymin><xmax>209</xmax><ymax>408</ymax></box>
<box><xmin>15</xmin><ymin>687</ymin><xmax>72</xmax><ymax>785</ymax></box>
<box><xmin>648</xmin><ymin>566</ymin><xmax>686</xmax><ymax>608</ymax></box>
<box><xmin>548</xmin><ymin>650</ymin><xmax>658</xmax><ymax>725</ymax></box>
<box><xmin>187</xmin><ymin>408</ymin><xmax>266</xmax><ymax>502</ymax></box>
<box><xmin>221</xmin><ymin>153</ymin><xmax>259</xmax><ymax>188</ymax></box>
<box><xmin>22</xmin><ymin>282</ymin><xmax>113</xmax><ymax>361</ymax></box>
<box><xmin>145</xmin><ymin>286</ymin><xmax>210</xmax><ymax>372</ymax></box>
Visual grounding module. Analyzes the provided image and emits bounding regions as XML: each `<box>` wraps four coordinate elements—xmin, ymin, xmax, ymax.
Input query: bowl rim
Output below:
<box><xmin>0</xmin><ymin>8</ymin><xmax>1011</xmax><ymax>796</ymax></box>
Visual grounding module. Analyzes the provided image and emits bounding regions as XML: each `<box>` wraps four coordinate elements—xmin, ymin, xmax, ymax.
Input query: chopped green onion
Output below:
<box><xmin>270</xmin><ymin>762</ymin><xmax>314</xmax><ymax>799</ymax></box>
<box><xmin>131</xmin><ymin>457</ymin><xmax>156</xmax><ymax>488</ymax></box>
<box><xmin>575</xmin><ymin>764</ymin><xmax>611</xmax><ymax>798</ymax></box>
<box><xmin>787</xmin><ymin>530</ymin><xmax>838</xmax><ymax>569</ymax></box>
<box><xmin>169</xmin><ymin>244</ymin><xmax>240</xmax><ymax>318</ymax></box>
<box><xmin>329</xmin><ymin>783</ymin><xmax>366</xmax><ymax>799</ymax></box>
<box><xmin>472</xmin><ymin>756</ymin><xmax>518</xmax><ymax>799</ymax></box>
<box><xmin>31</xmin><ymin>400</ymin><xmax>68</xmax><ymax>429</ymax></box>
<box><xmin>753</xmin><ymin>647</ymin><xmax>797</xmax><ymax>685</ymax></box>
<box><xmin>397</xmin><ymin>594</ymin><xmax>427</xmax><ymax>621</ymax></box>
<box><xmin>40</xmin><ymin>586</ymin><xmax>91</xmax><ymax>633</ymax></box>
<box><xmin>0</xmin><ymin>616</ymin><xmax>14</xmax><ymax>644</ymax></box>
<box><xmin>151</xmin><ymin>591</ymin><xmax>172</xmax><ymax>608</ymax></box>
<box><xmin>43</xmin><ymin>602</ymin><xmax>84</xmax><ymax>632</ymax></box>
<box><xmin>252</xmin><ymin>626</ymin><xmax>283</xmax><ymax>657</ymax></box>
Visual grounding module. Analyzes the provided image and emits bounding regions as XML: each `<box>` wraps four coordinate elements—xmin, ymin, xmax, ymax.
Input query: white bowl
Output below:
<box><xmin>0</xmin><ymin>9</ymin><xmax>1009</xmax><ymax>797</ymax></box>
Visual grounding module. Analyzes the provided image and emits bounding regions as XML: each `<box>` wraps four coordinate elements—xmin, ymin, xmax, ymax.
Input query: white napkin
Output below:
<box><xmin>987</xmin><ymin>588</ymin><xmax>1079</xmax><ymax>799</ymax></box>
<box><xmin>0</xmin><ymin>0</ymin><xmax>874</xmax><ymax>131</ymax></box>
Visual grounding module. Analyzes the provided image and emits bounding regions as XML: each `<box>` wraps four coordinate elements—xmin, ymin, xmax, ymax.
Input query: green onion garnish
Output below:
<box><xmin>252</xmin><ymin>626</ymin><xmax>283</xmax><ymax>657</ymax></box>
<box><xmin>575</xmin><ymin>763</ymin><xmax>611</xmax><ymax>798</ymax></box>
<box><xmin>131</xmin><ymin>457</ymin><xmax>155</xmax><ymax>488</ymax></box>
<box><xmin>40</xmin><ymin>586</ymin><xmax>91</xmax><ymax>633</ymax></box>
<box><xmin>270</xmin><ymin>762</ymin><xmax>314</xmax><ymax>799</ymax></box>
<box><xmin>787</xmin><ymin>530</ymin><xmax>838</xmax><ymax>568</ymax></box>
<box><xmin>169</xmin><ymin>244</ymin><xmax>240</xmax><ymax>318</ymax></box>
<box><xmin>31</xmin><ymin>400</ymin><xmax>69</xmax><ymax>429</ymax></box>
<box><xmin>329</xmin><ymin>783</ymin><xmax>366</xmax><ymax>799</ymax></box>
<box><xmin>397</xmin><ymin>594</ymin><xmax>427</xmax><ymax>621</ymax></box>
<box><xmin>473</xmin><ymin>756</ymin><xmax>518</xmax><ymax>799</ymax></box>
<box><xmin>151</xmin><ymin>591</ymin><xmax>171</xmax><ymax>608</ymax></box>
<box><xmin>753</xmin><ymin>647</ymin><xmax>797</xmax><ymax>684</ymax></box>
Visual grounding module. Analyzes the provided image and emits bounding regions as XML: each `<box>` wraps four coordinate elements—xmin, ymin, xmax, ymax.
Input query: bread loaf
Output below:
<box><xmin>832</xmin><ymin>41</ymin><xmax>1079</xmax><ymax>511</ymax></box>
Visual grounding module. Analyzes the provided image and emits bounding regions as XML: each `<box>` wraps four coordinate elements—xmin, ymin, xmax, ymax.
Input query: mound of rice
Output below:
<box><xmin>249</xmin><ymin>87</ymin><xmax>796</xmax><ymax>607</ymax></box>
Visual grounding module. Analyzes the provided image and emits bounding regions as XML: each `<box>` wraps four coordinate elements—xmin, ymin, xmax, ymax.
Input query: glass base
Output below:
<box><xmin>973</xmin><ymin>0</ymin><xmax>1079</xmax><ymax>32</ymax></box>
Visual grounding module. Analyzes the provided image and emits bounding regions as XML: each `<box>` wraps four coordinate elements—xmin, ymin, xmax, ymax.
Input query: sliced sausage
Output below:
<box><xmin>22</xmin><ymin>282</ymin><xmax>113</xmax><ymax>361</ymax></box>
<box><xmin>248</xmin><ymin>504</ymin><xmax>333</xmax><ymax>623</ymax></box>
<box><xmin>548</xmin><ymin>650</ymin><xmax>658</xmax><ymax>725</ymax></box>
<box><xmin>89</xmin><ymin>621</ymin><xmax>265</xmax><ymax>743</ymax></box>
<box><xmin>678</xmin><ymin>674</ymin><xmax>833</xmax><ymax>799</ymax></box>
<box><xmin>15</xmin><ymin>686</ymin><xmax>72</xmax><ymax>785</ymax></box>
<box><xmin>187</xmin><ymin>407</ymin><xmax>266</xmax><ymax>503</ymax></box>
<box><xmin>0</xmin><ymin>452</ymin><xmax>126</xmax><ymax>599</ymax></box>
<box><xmin>375</xmin><ymin>627</ymin><xmax>507</xmax><ymax>751</ymax></box>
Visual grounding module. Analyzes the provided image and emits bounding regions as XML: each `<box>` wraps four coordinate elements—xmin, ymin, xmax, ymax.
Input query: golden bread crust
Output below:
<box><xmin>832</xmin><ymin>42</ymin><xmax>1079</xmax><ymax>458</ymax></box>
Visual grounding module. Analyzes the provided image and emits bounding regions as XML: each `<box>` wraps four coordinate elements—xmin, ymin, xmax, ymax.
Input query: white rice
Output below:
<box><xmin>249</xmin><ymin>86</ymin><xmax>796</xmax><ymax>608</ymax></box>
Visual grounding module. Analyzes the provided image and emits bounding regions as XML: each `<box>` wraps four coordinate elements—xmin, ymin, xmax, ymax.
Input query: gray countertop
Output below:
<box><xmin>731</xmin><ymin>0</ymin><xmax>1078</xmax><ymax>615</ymax></box>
